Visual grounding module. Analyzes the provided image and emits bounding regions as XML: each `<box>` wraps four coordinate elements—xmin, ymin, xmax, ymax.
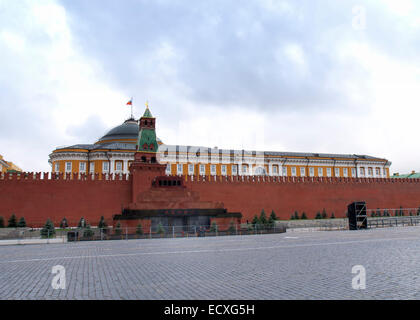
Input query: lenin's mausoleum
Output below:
<box><xmin>1</xmin><ymin>105</ymin><xmax>420</xmax><ymax>229</ymax></box>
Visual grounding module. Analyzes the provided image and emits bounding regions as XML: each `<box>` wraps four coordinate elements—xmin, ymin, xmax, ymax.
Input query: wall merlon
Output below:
<box><xmin>181</xmin><ymin>174</ymin><xmax>420</xmax><ymax>186</ymax></box>
<box><xmin>0</xmin><ymin>171</ymin><xmax>131</xmax><ymax>182</ymax></box>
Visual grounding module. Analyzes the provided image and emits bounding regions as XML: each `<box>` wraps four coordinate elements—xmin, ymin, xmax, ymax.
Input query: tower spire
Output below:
<box><xmin>137</xmin><ymin>104</ymin><xmax>157</xmax><ymax>152</ymax></box>
<box><xmin>142</xmin><ymin>101</ymin><xmax>153</xmax><ymax>118</ymax></box>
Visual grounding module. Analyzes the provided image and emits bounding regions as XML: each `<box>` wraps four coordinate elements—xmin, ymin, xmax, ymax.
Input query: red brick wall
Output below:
<box><xmin>185</xmin><ymin>176</ymin><xmax>420</xmax><ymax>221</ymax></box>
<box><xmin>2</xmin><ymin>172</ymin><xmax>420</xmax><ymax>228</ymax></box>
<box><xmin>0</xmin><ymin>172</ymin><xmax>131</xmax><ymax>227</ymax></box>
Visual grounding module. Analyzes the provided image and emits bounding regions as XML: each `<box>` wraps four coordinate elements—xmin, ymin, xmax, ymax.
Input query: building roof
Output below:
<box><xmin>157</xmin><ymin>145</ymin><xmax>389</xmax><ymax>162</ymax></box>
<box><xmin>263</xmin><ymin>151</ymin><xmax>387</xmax><ymax>161</ymax></box>
<box><xmin>96</xmin><ymin>118</ymin><xmax>139</xmax><ymax>144</ymax></box>
<box><xmin>392</xmin><ymin>172</ymin><xmax>420</xmax><ymax>178</ymax></box>
<box><xmin>50</xmin><ymin>113</ymin><xmax>389</xmax><ymax>164</ymax></box>
<box><xmin>52</xmin><ymin>117</ymin><xmax>163</xmax><ymax>153</ymax></box>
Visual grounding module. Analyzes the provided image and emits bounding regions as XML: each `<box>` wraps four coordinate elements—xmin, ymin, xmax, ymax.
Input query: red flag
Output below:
<box><xmin>126</xmin><ymin>100</ymin><xmax>132</xmax><ymax>105</ymax></box>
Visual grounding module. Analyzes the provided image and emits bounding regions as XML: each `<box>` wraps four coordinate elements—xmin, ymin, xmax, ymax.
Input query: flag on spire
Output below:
<box><xmin>126</xmin><ymin>99</ymin><xmax>132</xmax><ymax>106</ymax></box>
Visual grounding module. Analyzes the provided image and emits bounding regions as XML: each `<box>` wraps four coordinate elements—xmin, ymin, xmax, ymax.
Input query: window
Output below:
<box><xmin>291</xmin><ymin>167</ymin><xmax>296</xmax><ymax>176</ymax></box>
<box><xmin>65</xmin><ymin>162</ymin><xmax>72</xmax><ymax>172</ymax></box>
<box><xmin>272</xmin><ymin>165</ymin><xmax>278</xmax><ymax>174</ymax></box>
<box><xmin>309</xmin><ymin>167</ymin><xmax>314</xmax><ymax>177</ymax></box>
<box><xmin>177</xmin><ymin>164</ymin><xmax>183</xmax><ymax>175</ymax></box>
<box><xmin>282</xmin><ymin>167</ymin><xmax>287</xmax><ymax>176</ymax></box>
<box><xmin>55</xmin><ymin>163</ymin><xmax>59</xmax><ymax>172</ymax></box>
<box><xmin>232</xmin><ymin>165</ymin><xmax>237</xmax><ymax>175</ymax></box>
<box><xmin>242</xmin><ymin>165</ymin><xmax>248</xmax><ymax>174</ymax></box>
<box><xmin>351</xmin><ymin>168</ymin><xmax>356</xmax><ymax>177</ymax></box>
<box><xmin>255</xmin><ymin>167</ymin><xmax>267</xmax><ymax>175</ymax></box>
<box><xmin>326</xmin><ymin>168</ymin><xmax>332</xmax><ymax>177</ymax></box>
<box><xmin>211</xmin><ymin>164</ymin><xmax>216</xmax><ymax>175</ymax></box>
<box><xmin>188</xmin><ymin>164</ymin><xmax>194</xmax><ymax>175</ymax></box>
<box><xmin>383</xmin><ymin>168</ymin><xmax>387</xmax><ymax>177</ymax></box>
<box><xmin>300</xmin><ymin>167</ymin><xmax>305</xmax><ymax>177</ymax></box>
<box><xmin>334</xmin><ymin>168</ymin><xmax>339</xmax><ymax>177</ymax></box>
<box><xmin>221</xmin><ymin>165</ymin><xmax>227</xmax><ymax>175</ymax></box>
<box><xmin>318</xmin><ymin>167</ymin><xmax>323</xmax><ymax>176</ymax></box>
<box><xmin>375</xmin><ymin>168</ymin><xmax>380</xmax><ymax>176</ymax></box>
<box><xmin>79</xmin><ymin>162</ymin><xmax>86</xmax><ymax>172</ymax></box>
<box><xmin>90</xmin><ymin>162</ymin><xmax>95</xmax><ymax>173</ymax></box>
<box><xmin>343</xmin><ymin>168</ymin><xmax>348</xmax><ymax>177</ymax></box>
<box><xmin>103</xmin><ymin>162</ymin><xmax>109</xmax><ymax>172</ymax></box>
<box><xmin>166</xmin><ymin>164</ymin><xmax>171</xmax><ymax>174</ymax></box>
<box><xmin>368</xmin><ymin>167</ymin><xmax>373</xmax><ymax>176</ymax></box>
<box><xmin>200</xmin><ymin>164</ymin><xmax>205</xmax><ymax>174</ymax></box>
<box><xmin>360</xmin><ymin>167</ymin><xmax>365</xmax><ymax>176</ymax></box>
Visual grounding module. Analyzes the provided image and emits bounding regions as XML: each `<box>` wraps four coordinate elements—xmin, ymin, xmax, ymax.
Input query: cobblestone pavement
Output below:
<box><xmin>1</xmin><ymin>227</ymin><xmax>420</xmax><ymax>299</ymax></box>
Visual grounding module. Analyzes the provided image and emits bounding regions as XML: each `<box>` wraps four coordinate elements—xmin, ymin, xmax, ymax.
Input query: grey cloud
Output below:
<box><xmin>66</xmin><ymin>115</ymin><xmax>110</xmax><ymax>143</ymax></box>
<box><xmin>61</xmin><ymin>0</ymin><xmax>412</xmax><ymax>114</ymax></box>
<box><xmin>1</xmin><ymin>0</ymin><xmax>419</xmax><ymax>172</ymax></box>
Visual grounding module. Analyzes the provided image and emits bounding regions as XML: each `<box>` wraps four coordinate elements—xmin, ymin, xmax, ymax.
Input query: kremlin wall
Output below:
<box><xmin>1</xmin><ymin>106</ymin><xmax>420</xmax><ymax>229</ymax></box>
<box><xmin>1</xmin><ymin>171</ymin><xmax>420</xmax><ymax>228</ymax></box>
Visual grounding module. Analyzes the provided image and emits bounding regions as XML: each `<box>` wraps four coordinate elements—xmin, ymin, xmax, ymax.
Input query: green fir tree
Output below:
<box><xmin>60</xmin><ymin>217</ymin><xmax>68</xmax><ymax>229</ymax></box>
<box><xmin>78</xmin><ymin>217</ymin><xmax>86</xmax><ymax>228</ymax></box>
<box><xmin>40</xmin><ymin>219</ymin><xmax>55</xmax><ymax>238</ymax></box>
<box><xmin>7</xmin><ymin>213</ymin><xmax>17</xmax><ymax>228</ymax></box>
<box><xmin>259</xmin><ymin>209</ymin><xmax>267</xmax><ymax>225</ymax></box>
<box><xmin>98</xmin><ymin>216</ymin><xmax>107</xmax><ymax>230</ymax></box>
<box><xmin>269</xmin><ymin>210</ymin><xmax>277</xmax><ymax>221</ymax></box>
<box><xmin>209</xmin><ymin>221</ymin><xmax>218</xmax><ymax>233</ymax></box>
<box><xmin>228</xmin><ymin>221</ymin><xmax>236</xmax><ymax>234</ymax></box>
<box><xmin>136</xmin><ymin>223</ymin><xmax>143</xmax><ymax>235</ymax></box>
<box><xmin>268</xmin><ymin>210</ymin><xmax>277</xmax><ymax>227</ymax></box>
<box><xmin>17</xmin><ymin>217</ymin><xmax>26</xmax><ymax>228</ymax></box>
<box><xmin>83</xmin><ymin>224</ymin><xmax>94</xmax><ymax>238</ymax></box>
<box><xmin>114</xmin><ymin>222</ymin><xmax>122</xmax><ymax>235</ymax></box>
<box><xmin>252</xmin><ymin>215</ymin><xmax>259</xmax><ymax>226</ymax></box>
<box><xmin>156</xmin><ymin>223</ymin><xmax>165</xmax><ymax>235</ymax></box>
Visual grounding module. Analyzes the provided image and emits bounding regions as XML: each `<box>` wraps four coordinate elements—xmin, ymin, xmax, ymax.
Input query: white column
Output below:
<box><xmin>123</xmin><ymin>159</ymin><xmax>129</xmax><ymax>174</ymax></box>
<box><xmin>110</xmin><ymin>159</ymin><xmax>115</xmax><ymax>174</ymax></box>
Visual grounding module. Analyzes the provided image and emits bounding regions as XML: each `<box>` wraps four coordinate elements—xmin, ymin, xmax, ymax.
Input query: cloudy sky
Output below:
<box><xmin>0</xmin><ymin>0</ymin><xmax>419</xmax><ymax>173</ymax></box>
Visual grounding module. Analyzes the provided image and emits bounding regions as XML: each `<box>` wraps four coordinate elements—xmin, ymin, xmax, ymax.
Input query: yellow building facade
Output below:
<box><xmin>49</xmin><ymin>110</ymin><xmax>391</xmax><ymax>179</ymax></box>
<box><xmin>0</xmin><ymin>154</ymin><xmax>22</xmax><ymax>173</ymax></box>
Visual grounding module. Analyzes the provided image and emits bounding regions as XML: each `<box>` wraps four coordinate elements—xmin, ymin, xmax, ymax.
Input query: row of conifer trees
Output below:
<box><xmin>0</xmin><ymin>214</ymin><xmax>26</xmax><ymax>228</ymax></box>
<box><xmin>290</xmin><ymin>209</ymin><xmax>335</xmax><ymax>220</ymax></box>
<box><xmin>4</xmin><ymin>205</ymin><xmax>420</xmax><ymax>236</ymax></box>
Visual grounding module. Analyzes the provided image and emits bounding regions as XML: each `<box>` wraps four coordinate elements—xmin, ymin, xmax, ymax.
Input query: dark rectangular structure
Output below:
<box><xmin>67</xmin><ymin>231</ymin><xmax>79</xmax><ymax>242</ymax></box>
<box><xmin>348</xmin><ymin>201</ymin><xmax>367</xmax><ymax>230</ymax></box>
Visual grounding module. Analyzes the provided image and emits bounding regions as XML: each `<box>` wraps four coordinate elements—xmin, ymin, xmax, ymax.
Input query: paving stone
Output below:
<box><xmin>1</xmin><ymin>226</ymin><xmax>420</xmax><ymax>299</ymax></box>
